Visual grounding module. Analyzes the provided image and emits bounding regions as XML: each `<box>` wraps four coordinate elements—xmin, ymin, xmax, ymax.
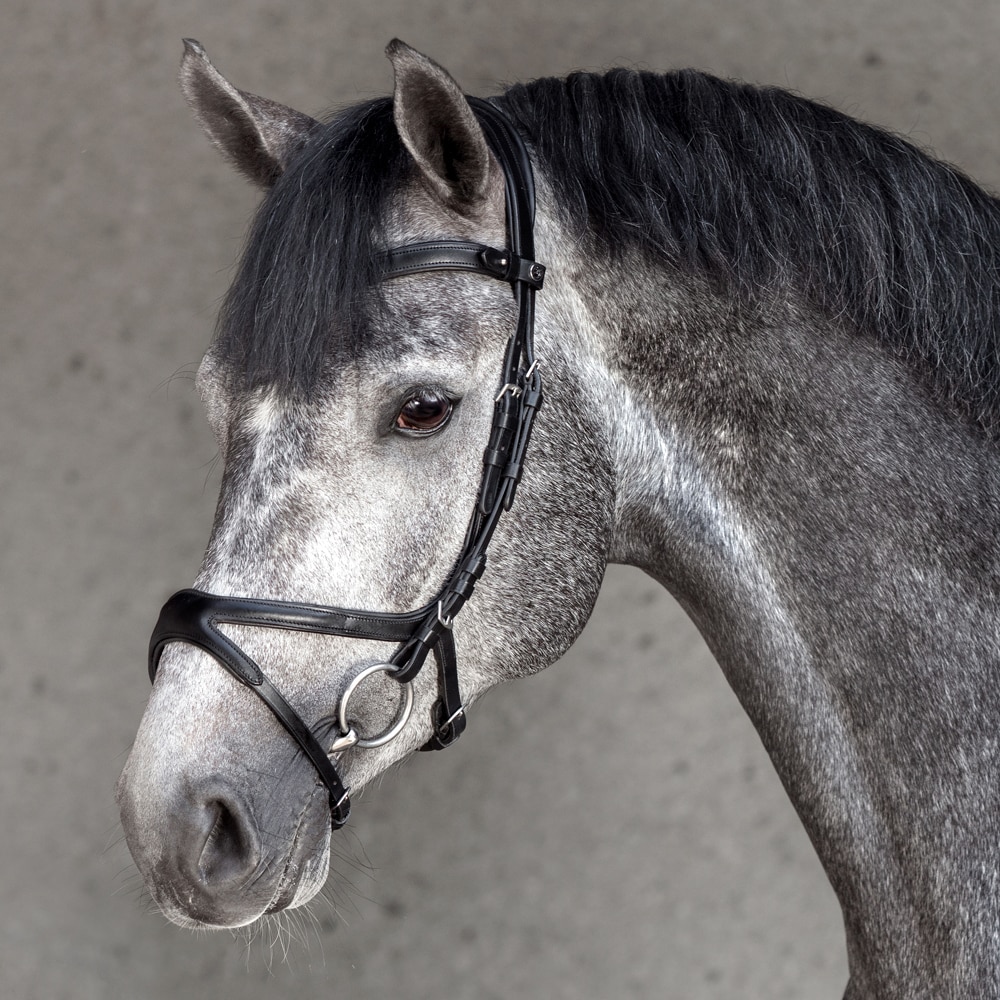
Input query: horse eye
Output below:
<box><xmin>395</xmin><ymin>390</ymin><xmax>454</xmax><ymax>434</ymax></box>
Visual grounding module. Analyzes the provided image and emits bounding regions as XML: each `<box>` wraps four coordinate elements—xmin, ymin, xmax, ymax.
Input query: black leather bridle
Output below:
<box><xmin>148</xmin><ymin>98</ymin><xmax>544</xmax><ymax>829</ymax></box>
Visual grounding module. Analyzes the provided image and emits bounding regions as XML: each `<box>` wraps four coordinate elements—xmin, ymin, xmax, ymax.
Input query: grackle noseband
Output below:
<box><xmin>148</xmin><ymin>98</ymin><xmax>544</xmax><ymax>829</ymax></box>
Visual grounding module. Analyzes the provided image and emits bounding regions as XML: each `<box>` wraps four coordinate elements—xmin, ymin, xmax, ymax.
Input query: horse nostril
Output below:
<box><xmin>198</xmin><ymin>797</ymin><xmax>258</xmax><ymax>885</ymax></box>
<box><xmin>141</xmin><ymin>777</ymin><xmax>273</xmax><ymax>926</ymax></box>
<box><xmin>182</xmin><ymin>782</ymin><xmax>261</xmax><ymax>890</ymax></box>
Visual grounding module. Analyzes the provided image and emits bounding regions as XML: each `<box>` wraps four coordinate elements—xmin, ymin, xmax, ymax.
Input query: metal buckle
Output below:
<box><xmin>331</xmin><ymin>662</ymin><xmax>415</xmax><ymax>753</ymax></box>
<box><xmin>495</xmin><ymin>359</ymin><xmax>540</xmax><ymax>403</ymax></box>
<box><xmin>439</xmin><ymin>706</ymin><xmax>465</xmax><ymax>731</ymax></box>
<box><xmin>495</xmin><ymin>382</ymin><xmax>523</xmax><ymax>402</ymax></box>
<box><xmin>437</xmin><ymin>601</ymin><xmax>454</xmax><ymax>630</ymax></box>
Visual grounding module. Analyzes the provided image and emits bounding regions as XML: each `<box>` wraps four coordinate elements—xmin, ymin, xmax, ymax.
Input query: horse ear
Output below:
<box><xmin>386</xmin><ymin>39</ymin><xmax>497</xmax><ymax>217</ymax></box>
<box><xmin>179</xmin><ymin>39</ymin><xmax>320</xmax><ymax>188</ymax></box>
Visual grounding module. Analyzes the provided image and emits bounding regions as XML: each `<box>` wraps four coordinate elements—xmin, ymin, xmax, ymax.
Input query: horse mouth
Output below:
<box><xmin>263</xmin><ymin>785</ymin><xmax>330</xmax><ymax>916</ymax></box>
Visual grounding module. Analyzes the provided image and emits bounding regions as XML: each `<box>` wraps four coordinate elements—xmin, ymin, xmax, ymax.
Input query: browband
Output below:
<box><xmin>383</xmin><ymin>241</ymin><xmax>545</xmax><ymax>288</ymax></box>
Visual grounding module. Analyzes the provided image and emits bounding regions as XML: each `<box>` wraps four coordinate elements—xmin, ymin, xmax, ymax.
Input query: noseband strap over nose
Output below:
<box><xmin>148</xmin><ymin>97</ymin><xmax>544</xmax><ymax>829</ymax></box>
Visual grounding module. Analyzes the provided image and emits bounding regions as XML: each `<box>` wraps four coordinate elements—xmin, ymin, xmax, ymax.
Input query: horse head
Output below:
<box><xmin>116</xmin><ymin>40</ymin><xmax>615</xmax><ymax>929</ymax></box>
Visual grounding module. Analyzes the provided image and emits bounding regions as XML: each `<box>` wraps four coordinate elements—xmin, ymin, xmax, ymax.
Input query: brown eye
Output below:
<box><xmin>395</xmin><ymin>389</ymin><xmax>454</xmax><ymax>434</ymax></box>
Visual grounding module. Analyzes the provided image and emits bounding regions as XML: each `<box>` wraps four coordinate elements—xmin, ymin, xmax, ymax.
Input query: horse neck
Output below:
<box><xmin>545</xmin><ymin>226</ymin><xmax>1000</xmax><ymax>991</ymax></box>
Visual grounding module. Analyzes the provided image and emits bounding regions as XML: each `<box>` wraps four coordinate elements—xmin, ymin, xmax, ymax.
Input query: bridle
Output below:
<box><xmin>147</xmin><ymin>98</ymin><xmax>545</xmax><ymax>829</ymax></box>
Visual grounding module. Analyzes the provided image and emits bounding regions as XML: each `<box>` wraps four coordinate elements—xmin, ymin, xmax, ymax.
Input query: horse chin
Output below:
<box><xmin>264</xmin><ymin>829</ymin><xmax>332</xmax><ymax>917</ymax></box>
<box><xmin>152</xmin><ymin>822</ymin><xmax>331</xmax><ymax>930</ymax></box>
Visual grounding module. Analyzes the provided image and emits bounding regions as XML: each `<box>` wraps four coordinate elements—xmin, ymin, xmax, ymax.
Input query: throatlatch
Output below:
<box><xmin>148</xmin><ymin>98</ymin><xmax>545</xmax><ymax>828</ymax></box>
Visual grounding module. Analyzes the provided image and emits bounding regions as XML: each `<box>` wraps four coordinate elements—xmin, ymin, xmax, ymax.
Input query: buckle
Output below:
<box><xmin>437</xmin><ymin>601</ymin><xmax>454</xmax><ymax>629</ymax></box>
<box><xmin>480</xmin><ymin>248</ymin><xmax>546</xmax><ymax>288</ymax></box>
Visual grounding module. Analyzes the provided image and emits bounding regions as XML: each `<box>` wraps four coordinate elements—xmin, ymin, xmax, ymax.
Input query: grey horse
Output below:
<box><xmin>117</xmin><ymin>39</ymin><xmax>1000</xmax><ymax>998</ymax></box>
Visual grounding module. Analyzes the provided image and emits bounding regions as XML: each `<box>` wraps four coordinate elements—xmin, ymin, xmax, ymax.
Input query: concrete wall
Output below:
<box><xmin>4</xmin><ymin>1</ymin><xmax>998</xmax><ymax>997</ymax></box>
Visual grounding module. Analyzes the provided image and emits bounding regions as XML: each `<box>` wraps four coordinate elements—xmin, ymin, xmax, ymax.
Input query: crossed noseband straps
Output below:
<box><xmin>148</xmin><ymin>98</ymin><xmax>545</xmax><ymax>829</ymax></box>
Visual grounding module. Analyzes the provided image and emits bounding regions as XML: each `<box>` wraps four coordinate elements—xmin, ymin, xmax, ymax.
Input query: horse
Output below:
<box><xmin>116</xmin><ymin>38</ymin><xmax>1000</xmax><ymax>998</ymax></box>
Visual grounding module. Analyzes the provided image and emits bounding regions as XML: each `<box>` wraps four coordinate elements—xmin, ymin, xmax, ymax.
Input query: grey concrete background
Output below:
<box><xmin>4</xmin><ymin>1</ymin><xmax>999</xmax><ymax>998</ymax></box>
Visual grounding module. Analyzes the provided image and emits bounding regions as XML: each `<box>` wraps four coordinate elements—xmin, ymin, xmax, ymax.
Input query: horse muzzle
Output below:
<box><xmin>116</xmin><ymin>652</ymin><xmax>334</xmax><ymax>929</ymax></box>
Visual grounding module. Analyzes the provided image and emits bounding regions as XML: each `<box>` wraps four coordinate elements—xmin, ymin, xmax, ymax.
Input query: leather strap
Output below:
<box><xmin>423</xmin><ymin>629</ymin><xmax>466</xmax><ymax>749</ymax></box>
<box><xmin>150</xmin><ymin>590</ymin><xmax>352</xmax><ymax>827</ymax></box>
<box><xmin>383</xmin><ymin>241</ymin><xmax>544</xmax><ymax>289</ymax></box>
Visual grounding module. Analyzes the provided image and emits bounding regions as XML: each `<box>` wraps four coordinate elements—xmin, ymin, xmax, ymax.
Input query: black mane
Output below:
<box><xmin>216</xmin><ymin>98</ymin><xmax>407</xmax><ymax>395</ymax></box>
<box><xmin>219</xmin><ymin>68</ymin><xmax>1000</xmax><ymax>433</ymax></box>
<box><xmin>499</xmin><ymin>69</ymin><xmax>1000</xmax><ymax>434</ymax></box>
